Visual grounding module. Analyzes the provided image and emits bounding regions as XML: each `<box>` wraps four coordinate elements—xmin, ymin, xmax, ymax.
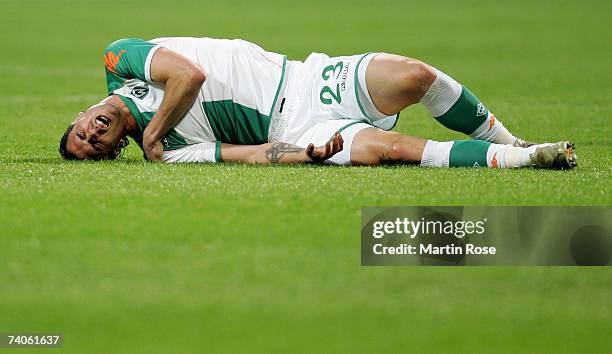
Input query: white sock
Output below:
<box><xmin>488</xmin><ymin>144</ymin><xmax>538</xmax><ymax>168</ymax></box>
<box><xmin>420</xmin><ymin>68</ymin><xmax>520</xmax><ymax>145</ymax></box>
<box><xmin>421</xmin><ymin>140</ymin><xmax>537</xmax><ymax>168</ymax></box>
<box><xmin>504</xmin><ymin>145</ymin><xmax>538</xmax><ymax>168</ymax></box>
<box><xmin>470</xmin><ymin>112</ymin><xmax>519</xmax><ymax>145</ymax></box>
<box><xmin>420</xmin><ymin>140</ymin><xmax>453</xmax><ymax>167</ymax></box>
<box><xmin>419</xmin><ymin>69</ymin><xmax>462</xmax><ymax>117</ymax></box>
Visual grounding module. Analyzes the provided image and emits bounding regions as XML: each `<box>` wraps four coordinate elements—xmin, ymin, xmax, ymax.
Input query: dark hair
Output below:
<box><xmin>59</xmin><ymin>124</ymin><xmax>78</xmax><ymax>160</ymax></box>
<box><xmin>59</xmin><ymin>123</ymin><xmax>130</xmax><ymax>160</ymax></box>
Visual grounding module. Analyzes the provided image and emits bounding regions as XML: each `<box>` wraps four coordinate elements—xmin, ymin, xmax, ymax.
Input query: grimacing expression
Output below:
<box><xmin>66</xmin><ymin>103</ymin><xmax>127</xmax><ymax>160</ymax></box>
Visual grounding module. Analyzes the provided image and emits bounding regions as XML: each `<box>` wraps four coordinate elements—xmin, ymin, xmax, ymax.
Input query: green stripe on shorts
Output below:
<box><xmin>354</xmin><ymin>53</ymin><xmax>374</xmax><ymax>123</ymax></box>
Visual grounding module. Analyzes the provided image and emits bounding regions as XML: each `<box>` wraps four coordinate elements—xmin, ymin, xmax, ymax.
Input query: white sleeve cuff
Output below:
<box><xmin>144</xmin><ymin>45</ymin><xmax>162</xmax><ymax>82</ymax></box>
<box><xmin>162</xmin><ymin>142</ymin><xmax>221</xmax><ymax>163</ymax></box>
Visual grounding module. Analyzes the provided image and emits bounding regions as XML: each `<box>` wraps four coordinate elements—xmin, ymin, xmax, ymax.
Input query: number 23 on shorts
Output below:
<box><xmin>319</xmin><ymin>61</ymin><xmax>343</xmax><ymax>105</ymax></box>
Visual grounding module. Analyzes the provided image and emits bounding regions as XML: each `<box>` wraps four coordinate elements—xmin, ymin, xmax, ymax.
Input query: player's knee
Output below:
<box><xmin>390</xmin><ymin>141</ymin><xmax>406</xmax><ymax>160</ymax></box>
<box><xmin>376</xmin><ymin>134</ymin><xmax>424</xmax><ymax>164</ymax></box>
<box><xmin>380</xmin><ymin>140</ymin><xmax>404</xmax><ymax>162</ymax></box>
<box><xmin>352</xmin><ymin>129</ymin><xmax>421</xmax><ymax>165</ymax></box>
<box><xmin>397</xmin><ymin>60</ymin><xmax>436</xmax><ymax>97</ymax></box>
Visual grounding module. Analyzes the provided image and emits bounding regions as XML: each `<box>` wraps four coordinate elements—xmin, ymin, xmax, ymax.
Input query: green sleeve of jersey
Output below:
<box><xmin>104</xmin><ymin>38</ymin><xmax>158</xmax><ymax>94</ymax></box>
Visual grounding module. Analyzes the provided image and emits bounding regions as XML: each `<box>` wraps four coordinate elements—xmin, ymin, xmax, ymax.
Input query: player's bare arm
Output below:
<box><xmin>220</xmin><ymin>132</ymin><xmax>343</xmax><ymax>164</ymax></box>
<box><xmin>143</xmin><ymin>48</ymin><xmax>206</xmax><ymax>161</ymax></box>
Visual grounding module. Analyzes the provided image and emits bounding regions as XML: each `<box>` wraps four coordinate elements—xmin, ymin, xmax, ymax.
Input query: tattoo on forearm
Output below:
<box><xmin>265</xmin><ymin>143</ymin><xmax>305</xmax><ymax>163</ymax></box>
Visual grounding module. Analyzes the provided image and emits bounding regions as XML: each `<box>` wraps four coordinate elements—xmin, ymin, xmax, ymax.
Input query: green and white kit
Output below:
<box><xmin>105</xmin><ymin>37</ymin><xmax>393</xmax><ymax>164</ymax></box>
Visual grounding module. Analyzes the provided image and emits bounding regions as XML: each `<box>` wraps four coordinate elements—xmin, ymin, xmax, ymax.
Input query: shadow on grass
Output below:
<box><xmin>2</xmin><ymin>157</ymin><xmax>583</xmax><ymax>174</ymax></box>
<box><xmin>1</xmin><ymin>157</ymin><xmax>146</xmax><ymax>165</ymax></box>
<box><xmin>1</xmin><ymin>157</ymin><xmax>423</xmax><ymax>170</ymax></box>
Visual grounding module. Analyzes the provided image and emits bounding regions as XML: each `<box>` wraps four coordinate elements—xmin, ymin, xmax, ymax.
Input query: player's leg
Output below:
<box><xmin>366</xmin><ymin>54</ymin><xmax>529</xmax><ymax>146</ymax></box>
<box><xmin>350</xmin><ymin>127</ymin><xmax>577</xmax><ymax>169</ymax></box>
<box><xmin>348</xmin><ymin>128</ymin><xmax>427</xmax><ymax>165</ymax></box>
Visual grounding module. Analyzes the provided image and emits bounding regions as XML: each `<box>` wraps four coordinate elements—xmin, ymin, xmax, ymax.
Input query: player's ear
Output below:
<box><xmin>110</xmin><ymin>137</ymin><xmax>130</xmax><ymax>160</ymax></box>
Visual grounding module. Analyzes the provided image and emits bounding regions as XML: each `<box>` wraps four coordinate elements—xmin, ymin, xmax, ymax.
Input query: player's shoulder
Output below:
<box><xmin>104</xmin><ymin>38</ymin><xmax>153</xmax><ymax>53</ymax></box>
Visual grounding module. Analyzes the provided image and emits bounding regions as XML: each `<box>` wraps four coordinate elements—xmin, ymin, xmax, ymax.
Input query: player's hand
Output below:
<box><xmin>306</xmin><ymin>132</ymin><xmax>344</xmax><ymax>162</ymax></box>
<box><xmin>143</xmin><ymin>133</ymin><xmax>164</xmax><ymax>162</ymax></box>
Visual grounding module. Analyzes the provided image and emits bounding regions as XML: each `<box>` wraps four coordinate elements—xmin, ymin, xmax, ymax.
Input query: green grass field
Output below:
<box><xmin>1</xmin><ymin>0</ymin><xmax>611</xmax><ymax>352</ymax></box>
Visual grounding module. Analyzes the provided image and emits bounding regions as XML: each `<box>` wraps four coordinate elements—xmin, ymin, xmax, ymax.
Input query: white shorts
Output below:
<box><xmin>294</xmin><ymin>120</ymin><xmax>372</xmax><ymax>166</ymax></box>
<box><xmin>273</xmin><ymin>52</ymin><xmax>399</xmax><ymax>165</ymax></box>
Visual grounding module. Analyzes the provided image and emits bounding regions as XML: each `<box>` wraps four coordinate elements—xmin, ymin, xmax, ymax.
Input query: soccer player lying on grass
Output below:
<box><xmin>59</xmin><ymin>37</ymin><xmax>577</xmax><ymax>169</ymax></box>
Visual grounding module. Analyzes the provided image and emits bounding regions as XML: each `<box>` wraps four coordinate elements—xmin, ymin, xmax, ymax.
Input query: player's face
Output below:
<box><xmin>66</xmin><ymin>103</ymin><xmax>127</xmax><ymax>160</ymax></box>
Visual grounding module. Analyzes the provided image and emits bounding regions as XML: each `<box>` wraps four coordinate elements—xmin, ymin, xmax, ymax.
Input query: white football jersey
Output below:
<box><xmin>105</xmin><ymin>37</ymin><xmax>287</xmax><ymax>155</ymax></box>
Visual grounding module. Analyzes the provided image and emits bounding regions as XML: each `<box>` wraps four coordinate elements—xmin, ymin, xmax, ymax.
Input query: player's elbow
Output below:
<box><xmin>187</xmin><ymin>65</ymin><xmax>206</xmax><ymax>87</ymax></box>
<box><xmin>177</xmin><ymin>63</ymin><xmax>206</xmax><ymax>89</ymax></box>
